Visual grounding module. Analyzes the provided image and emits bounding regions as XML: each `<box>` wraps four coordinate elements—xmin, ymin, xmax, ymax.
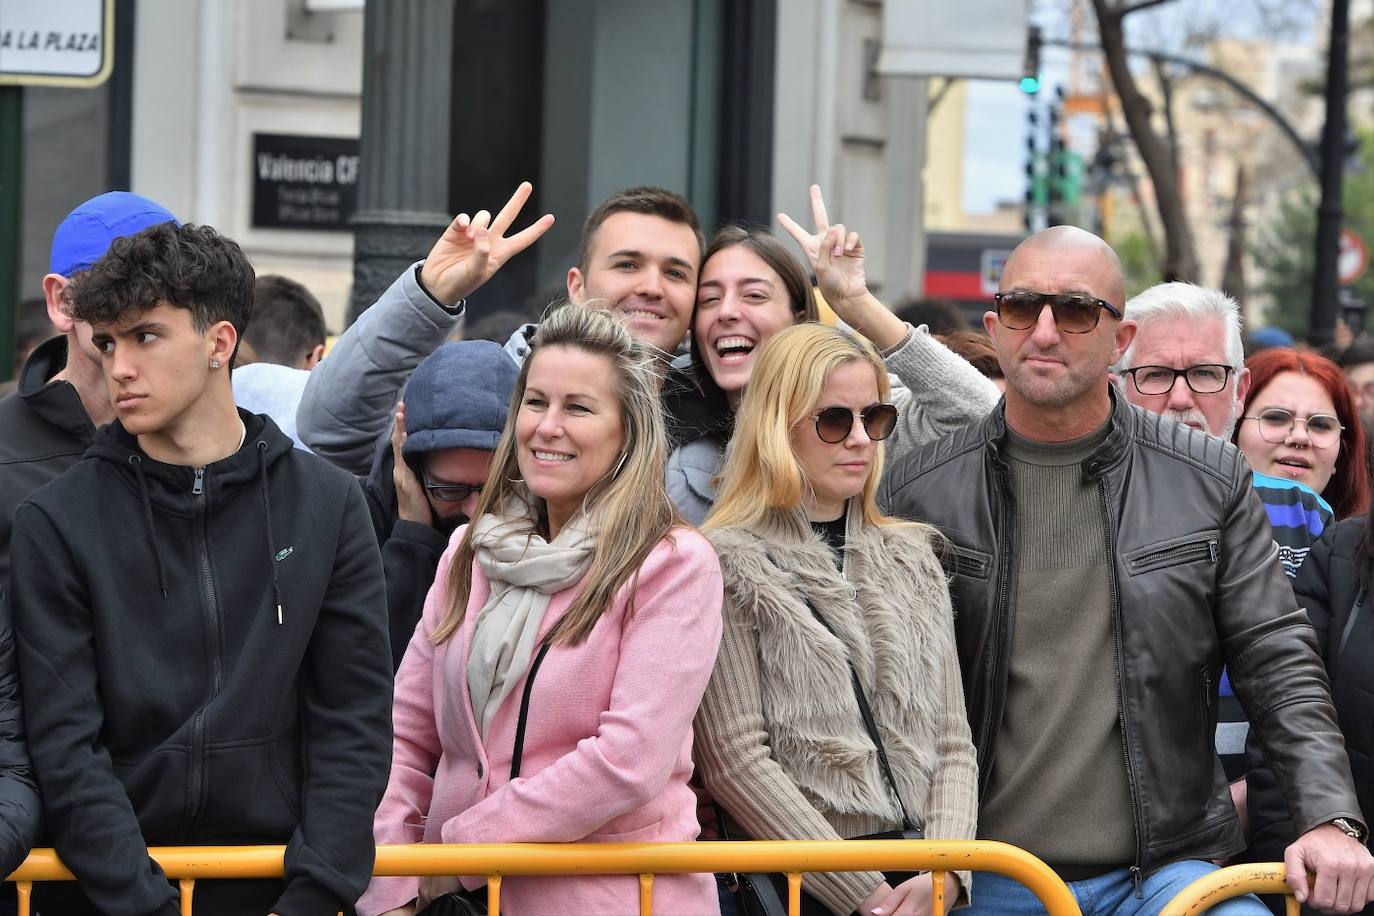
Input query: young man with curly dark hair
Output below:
<box><xmin>8</xmin><ymin>222</ymin><xmax>393</xmax><ymax>916</ymax></box>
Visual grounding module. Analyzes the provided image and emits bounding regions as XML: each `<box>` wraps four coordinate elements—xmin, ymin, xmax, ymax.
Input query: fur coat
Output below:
<box><xmin>694</xmin><ymin>502</ymin><xmax>978</xmax><ymax>915</ymax></box>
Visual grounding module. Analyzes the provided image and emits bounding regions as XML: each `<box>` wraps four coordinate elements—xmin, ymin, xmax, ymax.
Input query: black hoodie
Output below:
<box><xmin>0</xmin><ymin>336</ymin><xmax>96</xmax><ymax>586</ymax></box>
<box><xmin>9</xmin><ymin>411</ymin><xmax>393</xmax><ymax>916</ymax></box>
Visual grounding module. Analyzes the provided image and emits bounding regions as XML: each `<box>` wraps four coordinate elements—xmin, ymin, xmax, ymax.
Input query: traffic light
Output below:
<box><xmin>1020</xmin><ymin>26</ymin><xmax>1042</xmax><ymax>94</ymax></box>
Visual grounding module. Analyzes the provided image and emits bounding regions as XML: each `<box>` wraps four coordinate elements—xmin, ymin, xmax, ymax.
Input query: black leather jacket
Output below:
<box><xmin>879</xmin><ymin>391</ymin><xmax>1363</xmax><ymax>874</ymax></box>
<box><xmin>1249</xmin><ymin>518</ymin><xmax>1374</xmax><ymax>916</ymax></box>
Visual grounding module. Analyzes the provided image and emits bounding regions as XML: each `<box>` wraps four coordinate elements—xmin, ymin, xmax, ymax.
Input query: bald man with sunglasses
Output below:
<box><xmin>881</xmin><ymin>226</ymin><xmax>1374</xmax><ymax>915</ymax></box>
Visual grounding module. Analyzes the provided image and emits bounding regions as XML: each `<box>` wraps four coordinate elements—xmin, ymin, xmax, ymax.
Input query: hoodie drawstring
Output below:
<box><xmin>128</xmin><ymin>455</ymin><xmax>170</xmax><ymax>599</ymax></box>
<box><xmin>258</xmin><ymin>442</ymin><xmax>284</xmax><ymax>625</ymax></box>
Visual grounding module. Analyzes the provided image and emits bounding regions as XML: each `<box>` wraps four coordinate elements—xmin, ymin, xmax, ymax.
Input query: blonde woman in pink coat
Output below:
<box><xmin>359</xmin><ymin>304</ymin><xmax>725</xmax><ymax>916</ymax></box>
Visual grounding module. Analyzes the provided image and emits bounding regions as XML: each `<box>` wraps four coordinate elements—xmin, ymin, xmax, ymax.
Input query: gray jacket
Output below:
<box><xmin>295</xmin><ymin>262</ymin><xmax>465</xmax><ymax>475</ymax></box>
<box><xmin>665</xmin><ymin>325</ymin><xmax>1001</xmax><ymax>525</ymax></box>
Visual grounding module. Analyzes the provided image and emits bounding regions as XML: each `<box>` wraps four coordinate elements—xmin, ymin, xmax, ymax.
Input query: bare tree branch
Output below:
<box><xmin>1118</xmin><ymin>0</ymin><xmax>1176</xmax><ymax>19</ymax></box>
<box><xmin>1152</xmin><ymin>57</ymin><xmax>1182</xmax><ymax>178</ymax></box>
<box><xmin>1092</xmin><ymin>0</ymin><xmax>1200</xmax><ymax>280</ymax></box>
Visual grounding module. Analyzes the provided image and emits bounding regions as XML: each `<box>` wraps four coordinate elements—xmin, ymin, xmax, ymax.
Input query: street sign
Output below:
<box><xmin>0</xmin><ymin>0</ymin><xmax>114</xmax><ymax>88</ymax></box>
<box><xmin>252</xmin><ymin>133</ymin><xmax>360</xmax><ymax>232</ymax></box>
<box><xmin>1340</xmin><ymin>228</ymin><xmax>1368</xmax><ymax>287</ymax></box>
<box><xmin>878</xmin><ymin>0</ymin><xmax>1030</xmax><ymax>80</ymax></box>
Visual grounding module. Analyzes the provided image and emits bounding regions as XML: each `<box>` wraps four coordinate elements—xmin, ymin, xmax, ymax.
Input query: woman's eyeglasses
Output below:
<box><xmin>812</xmin><ymin>404</ymin><xmax>899</xmax><ymax>444</ymax></box>
<box><xmin>993</xmin><ymin>290</ymin><xmax>1123</xmax><ymax>334</ymax></box>
<box><xmin>1242</xmin><ymin>408</ymin><xmax>1344</xmax><ymax>448</ymax></box>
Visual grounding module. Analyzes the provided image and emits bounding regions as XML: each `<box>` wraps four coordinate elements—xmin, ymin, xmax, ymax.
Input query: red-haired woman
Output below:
<box><xmin>1235</xmin><ymin>347</ymin><xmax>1369</xmax><ymax>520</ymax></box>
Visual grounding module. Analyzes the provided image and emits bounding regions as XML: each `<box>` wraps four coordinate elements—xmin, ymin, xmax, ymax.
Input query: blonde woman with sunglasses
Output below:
<box><xmin>695</xmin><ymin>324</ymin><xmax>977</xmax><ymax>916</ymax></box>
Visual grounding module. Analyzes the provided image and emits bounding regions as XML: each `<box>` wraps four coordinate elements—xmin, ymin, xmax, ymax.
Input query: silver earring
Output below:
<box><xmin>612</xmin><ymin>450</ymin><xmax>629</xmax><ymax>477</ymax></box>
<box><xmin>210</xmin><ymin>360</ymin><xmax>221</xmax><ymax>369</ymax></box>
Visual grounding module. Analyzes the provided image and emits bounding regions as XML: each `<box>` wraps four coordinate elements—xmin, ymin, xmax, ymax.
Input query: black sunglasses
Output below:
<box><xmin>993</xmin><ymin>290</ymin><xmax>1124</xmax><ymax>334</ymax></box>
<box><xmin>812</xmin><ymin>404</ymin><xmax>899</xmax><ymax>444</ymax></box>
<box><xmin>421</xmin><ymin>472</ymin><xmax>482</xmax><ymax>502</ymax></box>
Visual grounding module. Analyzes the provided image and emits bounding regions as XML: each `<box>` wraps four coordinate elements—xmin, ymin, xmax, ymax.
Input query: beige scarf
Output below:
<box><xmin>466</xmin><ymin>497</ymin><xmax>596</xmax><ymax>741</ymax></box>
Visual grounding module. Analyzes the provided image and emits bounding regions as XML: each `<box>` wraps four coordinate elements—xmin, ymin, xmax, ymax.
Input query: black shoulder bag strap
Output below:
<box><xmin>509</xmin><ymin>642</ymin><xmax>552</xmax><ymax>780</ymax></box>
<box><xmin>800</xmin><ymin>593</ymin><xmax>916</xmax><ymax>833</ymax></box>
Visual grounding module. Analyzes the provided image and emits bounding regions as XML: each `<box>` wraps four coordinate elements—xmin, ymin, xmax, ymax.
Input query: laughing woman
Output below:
<box><xmin>695</xmin><ymin>323</ymin><xmax>978</xmax><ymax>916</ymax></box>
<box><xmin>359</xmin><ymin>305</ymin><xmax>724</xmax><ymax>916</ymax></box>
<box><xmin>663</xmin><ymin>185</ymin><xmax>1000</xmax><ymax>525</ymax></box>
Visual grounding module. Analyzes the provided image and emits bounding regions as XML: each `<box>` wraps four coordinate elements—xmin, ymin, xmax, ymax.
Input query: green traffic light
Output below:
<box><xmin>1020</xmin><ymin>76</ymin><xmax>1041</xmax><ymax>94</ymax></box>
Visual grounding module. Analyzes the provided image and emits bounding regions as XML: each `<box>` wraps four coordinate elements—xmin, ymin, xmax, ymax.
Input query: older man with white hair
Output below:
<box><xmin>1116</xmin><ymin>282</ymin><xmax>1342</xmax><ymax>847</ymax></box>
<box><xmin>1114</xmin><ymin>281</ymin><xmax>1250</xmax><ymax>438</ymax></box>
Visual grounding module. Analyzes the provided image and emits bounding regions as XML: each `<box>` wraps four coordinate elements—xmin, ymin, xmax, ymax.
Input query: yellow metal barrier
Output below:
<box><xmin>6</xmin><ymin>839</ymin><xmax>1082</xmax><ymax>915</ymax></box>
<box><xmin>1158</xmin><ymin>863</ymin><xmax>1299</xmax><ymax>916</ymax></box>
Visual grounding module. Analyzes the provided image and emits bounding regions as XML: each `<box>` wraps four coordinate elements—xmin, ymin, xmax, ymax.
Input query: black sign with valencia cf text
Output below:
<box><xmin>251</xmin><ymin>133</ymin><xmax>360</xmax><ymax>231</ymax></box>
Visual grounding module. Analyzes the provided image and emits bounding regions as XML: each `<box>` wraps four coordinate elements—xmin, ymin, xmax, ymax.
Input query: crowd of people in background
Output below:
<box><xmin>2</xmin><ymin>182</ymin><xmax>1374</xmax><ymax>916</ymax></box>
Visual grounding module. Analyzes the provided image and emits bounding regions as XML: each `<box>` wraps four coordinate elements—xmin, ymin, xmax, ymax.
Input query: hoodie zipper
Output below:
<box><xmin>1100</xmin><ymin>477</ymin><xmax>1145</xmax><ymax>896</ymax></box>
<box><xmin>185</xmin><ymin>466</ymin><xmax>224</xmax><ymax>833</ymax></box>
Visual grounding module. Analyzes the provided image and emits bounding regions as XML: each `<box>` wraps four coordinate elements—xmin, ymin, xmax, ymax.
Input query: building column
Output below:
<box><xmin>884</xmin><ymin>75</ymin><xmax>929</xmax><ymax>303</ymax></box>
<box><xmin>347</xmin><ymin>0</ymin><xmax>457</xmax><ymax>324</ymax></box>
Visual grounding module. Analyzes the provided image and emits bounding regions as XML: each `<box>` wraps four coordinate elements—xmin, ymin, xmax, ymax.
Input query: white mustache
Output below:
<box><xmin>1162</xmin><ymin>408</ymin><xmax>1209</xmax><ymax>428</ymax></box>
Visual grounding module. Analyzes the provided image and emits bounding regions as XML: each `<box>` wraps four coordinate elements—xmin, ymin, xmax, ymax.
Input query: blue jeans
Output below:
<box><xmin>965</xmin><ymin>860</ymin><xmax>1270</xmax><ymax>915</ymax></box>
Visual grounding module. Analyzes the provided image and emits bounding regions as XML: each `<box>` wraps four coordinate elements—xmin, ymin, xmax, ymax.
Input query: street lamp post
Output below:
<box><xmin>1311</xmin><ymin>0</ymin><xmax>1351</xmax><ymax>350</ymax></box>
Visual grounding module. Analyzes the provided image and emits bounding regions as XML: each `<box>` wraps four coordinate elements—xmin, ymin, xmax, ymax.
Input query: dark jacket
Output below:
<box><xmin>361</xmin><ymin>438</ymin><xmax>450</xmax><ymax>670</ymax></box>
<box><xmin>9</xmin><ymin>411</ymin><xmax>393</xmax><ymax>916</ymax></box>
<box><xmin>0</xmin><ymin>591</ymin><xmax>40</xmax><ymax>875</ymax></box>
<box><xmin>0</xmin><ymin>336</ymin><xmax>95</xmax><ymax>585</ymax></box>
<box><xmin>878</xmin><ymin>390</ymin><xmax>1363</xmax><ymax>875</ymax></box>
<box><xmin>1249</xmin><ymin>517</ymin><xmax>1374</xmax><ymax>913</ymax></box>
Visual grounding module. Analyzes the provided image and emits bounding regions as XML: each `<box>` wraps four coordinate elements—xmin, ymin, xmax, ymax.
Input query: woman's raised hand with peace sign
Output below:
<box><xmin>778</xmin><ymin>184</ymin><xmax>905</xmax><ymax>351</ymax></box>
<box><xmin>778</xmin><ymin>184</ymin><xmax>869</xmax><ymax>309</ymax></box>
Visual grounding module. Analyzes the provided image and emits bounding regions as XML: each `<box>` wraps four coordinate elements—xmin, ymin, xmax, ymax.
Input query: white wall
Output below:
<box><xmin>772</xmin><ymin>0</ymin><xmax>928</xmax><ymax>302</ymax></box>
<box><xmin>130</xmin><ymin>0</ymin><xmax>364</xmax><ymax>330</ymax></box>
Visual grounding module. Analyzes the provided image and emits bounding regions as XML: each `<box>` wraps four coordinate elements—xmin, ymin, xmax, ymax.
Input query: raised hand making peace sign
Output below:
<box><xmin>418</xmin><ymin>181</ymin><xmax>555</xmax><ymax>307</ymax></box>
<box><xmin>778</xmin><ymin>183</ymin><xmax>869</xmax><ymax>308</ymax></box>
<box><xmin>778</xmin><ymin>184</ymin><xmax>905</xmax><ymax>351</ymax></box>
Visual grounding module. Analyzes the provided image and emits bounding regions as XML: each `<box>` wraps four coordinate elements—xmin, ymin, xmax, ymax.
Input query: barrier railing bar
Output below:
<box><xmin>638</xmin><ymin>872</ymin><xmax>653</xmax><ymax>915</ymax></box>
<box><xmin>179</xmin><ymin>878</ymin><xmax>194</xmax><ymax>916</ymax></box>
<box><xmin>1157</xmin><ymin>863</ymin><xmax>1299</xmax><ymax>916</ymax></box>
<box><xmin>6</xmin><ymin>840</ymin><xmax>1080</xmax><ymax>915</ymax></box>
<box><xmin>487</xmin><ymin>873</ymin><xmax>501</xmax><ymax>914</ymax></box>
<box><xmin>933</xmin><ymin>868</ymin><xmax>947</xmax><ymax>915</ymax></box>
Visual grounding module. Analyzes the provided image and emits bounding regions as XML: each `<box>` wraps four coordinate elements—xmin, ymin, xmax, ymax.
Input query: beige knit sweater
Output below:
<box><xmin>695</xmin><ymin>505</ymin><xmax>978</xmax><ymax>915</ymax></box>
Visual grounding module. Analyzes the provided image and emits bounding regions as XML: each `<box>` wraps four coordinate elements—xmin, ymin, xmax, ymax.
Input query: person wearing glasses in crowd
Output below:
<box><xmin>360</xmin><ymin>305</ymin><xmax>723</xmax><ymax>916</ymax></box>
<box><xmin>1235</xmin><ymin>348</ymin><xmax>1369</xmax><ymax>522</ymax></box>
<box><xmin>1246</xmin><ymin>407</ymin><xmax>1374</xmax><ymax>915</ymax></box>
<box><xmin>363</xmin><ymin>340</ymin><xmax>518</xmax><ymax>669</ymax></box>
<box><xmin>881</xmin><ymin>226</ymin><xmax>1374</xmax><ymax>914</ymax></box>
<box><xmin>665</xmin><ymin>185</ymin><xmax>999</xmax><ymax>525</ymax></box>
<box><xmin>694</xmin><ymin>323</ymin><xmax>977</xmax><ymax>916</ymax></box>
<box><xmin>1111</xmin><ymin>282</ymin><xmax>1338</xmax><ymax>851</ymax></box>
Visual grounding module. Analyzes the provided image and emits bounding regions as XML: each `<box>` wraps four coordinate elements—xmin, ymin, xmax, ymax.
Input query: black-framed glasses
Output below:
<box><xmin>812</xmin><ymin>404</ymin><xmax>899</xmax><ymax>444</ymax></box>
<box><xmin>1243</xmin><ymin>408</ymin><xmax>1344</xmax><ymax>448</ymax></box>
<box><xmin>1123</xmin><ymin>364</ymin><xmax>1234</xmax><ymax>396</ymax></box>
<box><xmin>421</xmin><ymin>472</ymin><xmax>482</xmax><ymax>502</ymax></box>
<box><xmin>993</xmin><ymin>290</ymin><xmax>1124</xmax><ymax>334</ymax></box>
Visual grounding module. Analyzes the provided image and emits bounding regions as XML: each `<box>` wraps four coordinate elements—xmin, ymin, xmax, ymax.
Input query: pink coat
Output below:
<box><xmin>357</xmin><ymin>526</ymin><xmax>724</xmax><ymax>916</ymax></box>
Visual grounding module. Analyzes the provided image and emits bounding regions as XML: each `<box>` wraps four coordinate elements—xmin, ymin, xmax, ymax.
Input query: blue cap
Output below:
<box><xmin>403</xmin><ymin>340</ymin><xmax>519</xmax><ymax>454</ymax></box>
<box><xmin>49</xmin><ymin>191</ymin><xmax>179</xmax><ymax>277</ymax></box>
<box><xmin>1249</xmin><ymin>327</ymin><xmax>1295</xmax><ymax>350</ymax></box>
